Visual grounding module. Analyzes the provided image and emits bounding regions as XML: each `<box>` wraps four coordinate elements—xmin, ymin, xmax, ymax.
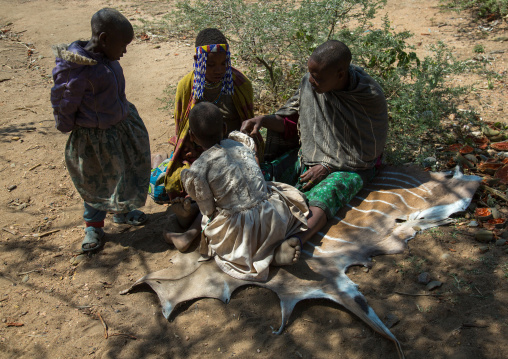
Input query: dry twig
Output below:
<box><xmin>480</xmin><ymin>184</ymin><xmax>508</xmax><ymax>202</ymax></box>
<box><xmin>17</xmin><ymin>269</ymin><xmax>40</xmax><ymax>276</ymax></box>
<box><xmin>2</xmin><ymin>228</ymin><xmax>17</xmax><ymax>235</ymax></box>
<box><xmin>109</xmin><ymin>333</ymin><xmax>138</xmax><ymax>340</ymax></box>
<box><xmin>28</xmin><ymin>163</ymin><xmax>41</xmax><ymax>171</ymax></box>
<box><xmin>97</xmin><ymin>312</ymin><xmax>108</xmax><ymax>339</ymax></box>
<box><xmin>32</xmin><ymin>229</ymin><xmax>60</xmax><ymax>238</ymax></box>
<box><xmin>394</xmin><ymin>291</ymin><xmax>443</xmax><ymax>297</ymax></box>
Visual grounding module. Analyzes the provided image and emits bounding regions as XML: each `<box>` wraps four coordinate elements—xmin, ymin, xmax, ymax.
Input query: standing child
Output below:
<box><xmin>51</xmin><ymin>8</ymin><xmax>151</xmax><ymax>252</ymax></box>
<box><xmin>172</xmin><ymin>102</ymin><xmax>308</xmax><ymax>281</ymax></box>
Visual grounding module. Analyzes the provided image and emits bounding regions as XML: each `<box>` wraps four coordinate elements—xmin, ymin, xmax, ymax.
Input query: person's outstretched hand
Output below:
<box><xmin>241</xmin><ymin>116</ymin><xmax>264</xmax><ymax>136</ymax></box>
<box><xmin>299</xmin><ymin>164</ymin><xmax>329</xmax><ymax>191</ymax></box>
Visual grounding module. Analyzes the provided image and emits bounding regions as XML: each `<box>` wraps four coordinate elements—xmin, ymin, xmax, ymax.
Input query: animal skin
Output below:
<box><xmin>122</xmin><ymin>166</ymin><xmax>480</xmax><ymax>358</ymax></box>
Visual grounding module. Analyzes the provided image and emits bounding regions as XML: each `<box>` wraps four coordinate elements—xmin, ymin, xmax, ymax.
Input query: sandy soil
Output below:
<box><xmin>0</xmin><ymin>0</ymin><xmax>507</xmax><ymax>358</ymax></box>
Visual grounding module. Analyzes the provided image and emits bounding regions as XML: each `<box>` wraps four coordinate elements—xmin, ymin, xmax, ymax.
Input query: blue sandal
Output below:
<box><xmin>82</xmin><ymin>227</ymin><xmax>105</xmax><ymax>252</ymax></box>
<box><xmin>113</xmin><ymin>210</ymin><xmax>147</xmax><ymax>226</ymax></box>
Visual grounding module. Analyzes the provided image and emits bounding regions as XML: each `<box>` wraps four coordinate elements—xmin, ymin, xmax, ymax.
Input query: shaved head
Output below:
<box><xmin>310</xmin><ymin>40</ymin><xmax>351</xmax><ymax>71</ymax></box>
<box><xmin>91</xmin><ymin>8</ymin><xmax>133</xmax><ymax>39</ymax></box>
<box><xmin>189</xmin><ymin>102</ymin><xmax>224</xmax><ymax>148</ymax></box>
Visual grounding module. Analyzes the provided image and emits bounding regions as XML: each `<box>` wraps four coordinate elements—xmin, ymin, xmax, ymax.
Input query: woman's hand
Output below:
<box><xmin>240</xmin><ymin>116</ymin><xmax>264</xmax><ymax>136</ymax></box>
<box><xmin>299</xmin><ymin>164</ymin><xmax>329</xmax><ymax>191</ymax></box>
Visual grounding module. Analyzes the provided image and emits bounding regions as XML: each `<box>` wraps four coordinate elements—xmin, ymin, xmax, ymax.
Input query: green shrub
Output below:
<box><xmin>167</xmin><ymin>0</ymin><xmax>384</xmax><ymax>103</ymax></box>
<box><xmin>163</xmin><ymin>0</ymin><xmax>479</xmax><ymax>166</ymax></box>
<box><xmin>442</xmin><ymin>0</ymin><xmax>508</xmax><ymax>18</ymax></box>
<box><xmin>474</xmin><ymin>44</ymin><xmax>485</xmax><ymax>53</ymax></box>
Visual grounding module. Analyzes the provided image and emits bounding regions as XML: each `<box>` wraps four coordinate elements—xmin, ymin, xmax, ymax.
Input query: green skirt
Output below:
<box><xmin>65</xmin><ymin>103</ymin><xmax>151</xmax><ymax>213</ymax></box>
<box><xmin>261</xmin><ymin>149</ymin><xmax>370</xmax><ymax>219</ymax></box>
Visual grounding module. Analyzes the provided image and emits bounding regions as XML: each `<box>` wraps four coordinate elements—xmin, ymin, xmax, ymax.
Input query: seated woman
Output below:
<box><xmin>167</xmin><ymin>102</ymin><xmax>308</xmax><ymax>281</ymax></box>
<box><xmin>161</xmin><ymin>28</ymin><xmax>261</xmax><ymax>234</ymax></box>
<box><xmin>164</xmin><ymin>28</ymin><xmax>257</xmax><ymax>200</ymax></box>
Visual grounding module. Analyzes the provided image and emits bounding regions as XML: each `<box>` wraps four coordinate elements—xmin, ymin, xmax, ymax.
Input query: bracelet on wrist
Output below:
<box><xmin>321</xmin><ymin>162</ymin><xmax>332</xmax><ymax>175</ymax></box>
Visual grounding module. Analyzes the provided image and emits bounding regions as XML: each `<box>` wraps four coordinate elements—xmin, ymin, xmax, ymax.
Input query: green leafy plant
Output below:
<box><xmin>167</xmin><ymin>0</ymin><xmax>385</xmax><ymax>103</ymax></box>
<box><xmin>159</xmin><ymin>0</ymin><xmax>481</xmax><ymax>165</ymax></box>
<box><xmin>442</xmin><ymin>0</ymin><xmax>508</xmax><ymax>18</ymax></box>
<box><xmin>474</xmin><ymin>44</ymin><xmax>485</xmax><ymax>53</ymax></box>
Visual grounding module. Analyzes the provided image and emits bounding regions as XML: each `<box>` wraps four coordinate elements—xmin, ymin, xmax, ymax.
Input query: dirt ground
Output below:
<box><xmin>0</xmin><ymin>0</ymin><xmax>507</xmax><ymax>358</ymax></box>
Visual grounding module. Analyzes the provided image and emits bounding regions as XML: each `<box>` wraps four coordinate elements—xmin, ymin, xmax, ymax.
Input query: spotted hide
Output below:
<box><xmin>121</xmin><ymin>166</ymin><xmax>480</xmax><ymax>358</ymax></box>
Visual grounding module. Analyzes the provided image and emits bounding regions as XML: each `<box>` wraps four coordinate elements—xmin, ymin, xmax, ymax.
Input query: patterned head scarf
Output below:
<box><xmin>192</xmin><ymin>44</ymin><xmax>234</xmax><ymax>100</ymax></box>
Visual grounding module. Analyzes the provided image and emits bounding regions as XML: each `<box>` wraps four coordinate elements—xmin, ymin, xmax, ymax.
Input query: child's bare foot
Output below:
<box><xmin>163</xmin><ymin>228</ymin><xmax>199</xmax><ymax>252</ymax></box>
<box><xmin>171</xmin><ymin>198</ymin><xmax>199</xmax><ymax>228</ymax></box>
<box><xmin>151</xmin><ymin>152</ymin><xmax>168</xmax><ymax>168</ymax></box>
<box><xmin>272</xmin><ymin>237</ymin><xmax>301</xmax><ymax>266</ymax></box>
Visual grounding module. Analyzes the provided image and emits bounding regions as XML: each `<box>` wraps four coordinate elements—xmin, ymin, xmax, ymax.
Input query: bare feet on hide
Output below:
<box><xmin>163</xmin><ymin>228</ymin><xmax>199</xmax><ymax>252</ymax></box>
<box><xmin>171</xmin><ymin>197</ymin><xmax>199</xmax><ymax>228</ymax></box>
<box><xmin>272</xmin><ymin>237</ymin><xmax>301</xmax><ymax>266</ymax></box>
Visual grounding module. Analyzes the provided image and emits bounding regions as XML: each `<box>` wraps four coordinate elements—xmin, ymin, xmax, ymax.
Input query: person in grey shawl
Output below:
<box><xmin>241</xmin><ymin>40</ymin><xmax>388</xmax><ymax>265</ymax></box>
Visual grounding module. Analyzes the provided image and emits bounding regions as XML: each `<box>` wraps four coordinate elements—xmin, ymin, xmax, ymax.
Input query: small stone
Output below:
<box><xmin>423</xmin><ymin>157</ymin><xmax>437</xmax><ymax>168</ymax></box>
<box><xmin>468</xmin><ymin>220</ymin><xmax>479</xmax><ymax>227</ymax></box>
<box><xmin>418</xmin><ymin>272</ymin><xmax>431</xmax><ymax>284</ymax></box>
<box><xmin>70</xmin><ymin>254</ymin><xmax>86</xmax><ymax>266</ymax></box>
<box><xmin>7</xmin><ymin>185</ymin><xmax>17</xmax><ymax>191</ymax></box>
<box><xmin>426</xmin><ymin>281</ymin><xmax>442</xmax><ymax>291</ymax></box>
<box><xmin>490</xmin><ymin>208</ymin><xmax>501</xmax><ymax>219</ymax></box>
<box><xmin>363</xmin><ymin>267</ymin><xmax>369</xmax><ymax>273</ymax></box>
<box><xmin>440</xmin><ymin>253</ymin><xmax>451</xmax><ymax>261</ymax></box>
<box><xmin>185</xmin><ymin>336</ymin><xmax>190</xmax><ymax>341</ymax></box>
<box><xmin>257</xmin><ymin>349</ymin><xmax>261</xmax><ymax>353</ymax></box>
<box><xmin>22</xmin><ymin>275</ymin><xmax>29</xmax><ymax>283</ymax></box>
<box><xmin>487</xmin><ymin>149</ymin><xmax>497</xmax><ymax>157</ymax></box>
<box><xmin>11</xmin><ymin>136</ymin><xmax>20</xmax><ymax>141</ymax></box>
<box><xmin>478</xmin><ymin>154</ymin><xmax>489</xmax><ymax>162</ymax></box>
<box><xmin>475</xmin><ymin>229</ymin><xmax>494</xmax><ymax>243</ymax></box>
<box><xmin>490</xmin><ymin>134</ymin><xmax>505</xmax><ymax>142</ymax></box>
<box><xmin>495</xmin><ymin>239</ymin><xmax>506</xmax><ymax>246</ymax></box>
<box><xmin>384</xmin><ymin>313</ymin><xmax>400</xmax><ymax>329</ymax></box>
<box><xmin>483</xmin><ymin>127</ymin><xmax>500</xmax><ymax>137</ymax></box>
<box><xmin>478</xmin><ymin>246</ymin><xmax>489</xmax><ymax>254</ymax></box>
<box><xmin>464</xmin><ymin>154</ymin><xmax>478</xmax><ymax>164</ymax></box>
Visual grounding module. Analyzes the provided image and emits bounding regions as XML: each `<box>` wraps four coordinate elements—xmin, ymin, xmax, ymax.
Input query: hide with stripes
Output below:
<box><xmin>122</xmin><ymin>166</ymin><xmax>480</xmax><ymax>358</ymax></box>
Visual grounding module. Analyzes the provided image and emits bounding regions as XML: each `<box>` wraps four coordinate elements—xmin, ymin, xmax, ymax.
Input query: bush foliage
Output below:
<box><xmin>442</xmin><ymin>0</ymin><xmax>508</xmax><ymax>18</ymax></box>
<box><xmin>165</xmin><ymin>0</ymin><xmax>479</xmax><ymax>165</ymax></box>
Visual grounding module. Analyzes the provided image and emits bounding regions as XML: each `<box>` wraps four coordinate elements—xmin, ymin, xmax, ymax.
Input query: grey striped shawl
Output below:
<box><xmin>275</xmin><ymin>65</ymin><xmax>388</xmax><ymax>172</ymax></box>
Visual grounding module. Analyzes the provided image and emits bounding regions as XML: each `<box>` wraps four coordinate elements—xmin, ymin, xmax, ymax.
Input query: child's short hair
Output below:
<box><xmin>310</xmin><ymin>40</ymin><xmax>352</xmax><ymax>71</ymax></box>
<box><xmin>91</xmin><ymin>8</ymin><xmax>133</xmax><ymax>37</ymax></box>
<box><xmin>195</xmin><ymin>28</ymin><xmax>228</xmax><ymax>47</ymax></box>
<box><xmin>189</xmin><ymin>102</ymin><xmax>224</xmax><ymax>147</ymax></box>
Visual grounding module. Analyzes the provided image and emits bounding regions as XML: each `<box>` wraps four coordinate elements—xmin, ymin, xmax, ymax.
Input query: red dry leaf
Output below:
<box><xmin>447</xmin><ymin>144</ymin><xmax>462</xmax><ymax>152</ymax></box>
<box><xmin>478</xmin><ymin>162</ymin><xmax>504</xmax><ymax>173</ymax></box>
<box><xmin>491</xmin><ymin>141</ymin><xmax>508</xmax><ymax>151</ymax></box>
<box><xmin>459</xmin><ymin>145</ymin><xmax>474</xmax><ymax>155</ymax></box>
<box><xmin>487</xmin><ymin>218</ymin><xmax>505</xmax><ymax>224</ymax></box>
<box><xmin>494</xmin><ymin>164</ymin><xmax>508</xmax><ymax>184</ymax></box>
<box><xmin>475</xmin><ymin>208</ymin><xmax>492</xmax><ymax>217</ymax></box>
<box><xmin>470</xmin><ymin>136</ymin><xmax>489</xmax><ymax>150</ymax></box>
